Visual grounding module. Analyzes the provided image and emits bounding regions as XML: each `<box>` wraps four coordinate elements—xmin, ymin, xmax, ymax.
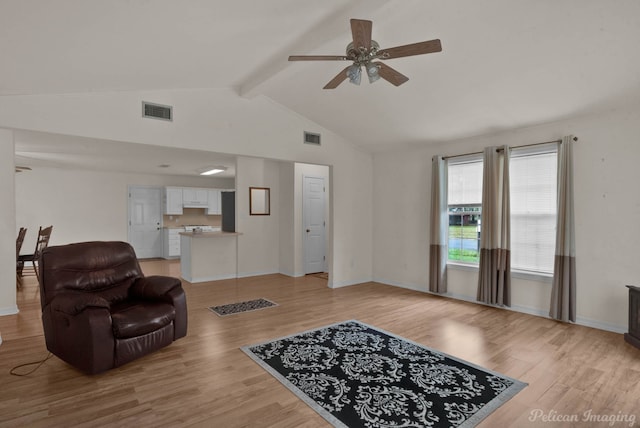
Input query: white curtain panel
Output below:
<box><xmin>549</xmin><ymin>135</ymin><xmax>577</xmax><ymax>322</ymax></box>
<box><xmin>477</xmin><ymin>145</ymin><xmax>511</xmax><ymax>306</ymax></box>
<box><xmin>429</xmin><ymin>155</ymin><xmax>448</xmax><ymax>293</ymax></box>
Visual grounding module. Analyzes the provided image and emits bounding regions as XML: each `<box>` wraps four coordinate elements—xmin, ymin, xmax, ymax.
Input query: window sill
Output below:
<box><xmin>512</xmin><ymin>269</ymin><xmax>553</xmax><ymax>283</ymax></box>
<box><xmin>446</xmin><ymin>261</ymin><xmax>479</xmax><ymax>272</ymax></box>
<box><xmin>446</xmin><ymin>262</ymin><xmax>553</xmax><ymax>283</ymax></box>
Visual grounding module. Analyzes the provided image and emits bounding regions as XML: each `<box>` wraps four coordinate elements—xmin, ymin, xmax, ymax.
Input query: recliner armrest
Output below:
<box><xmin>130</xmin><ymin>276</ymin><xmax>182</xmax><ymax>301</ymax></box>
<box><xmin>130</xmin><ymin>276</ymin><xmax>187</xmax><ymax>339</ymax></box>
<box><xmin>50</xmin><ymin>292</ymin><xmax>110</xmax><ymax>316</ymax></box>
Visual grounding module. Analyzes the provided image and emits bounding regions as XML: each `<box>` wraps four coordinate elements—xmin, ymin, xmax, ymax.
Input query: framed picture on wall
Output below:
<box><xmin>249</xmin><ymin>187</ymin><xmax>270</xmax><ymax>215</ymax></box>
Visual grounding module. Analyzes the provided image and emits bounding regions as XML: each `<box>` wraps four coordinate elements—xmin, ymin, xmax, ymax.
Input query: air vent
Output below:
<box><xmin>142</xmin><ymin>101</ymin><xmax>172</xmax><ymax>121</ymax></box>
<box><xmin>304</xmin><ymin>131</ymin><xmax>321</xmax><ymax>146</ymax></box>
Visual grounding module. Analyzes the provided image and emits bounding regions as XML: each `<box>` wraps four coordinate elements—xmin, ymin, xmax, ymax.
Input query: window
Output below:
<box><xmin>510</xmin><ymin>147</ymin><xmax>557</xmax><ymax>274</ymax></box>
<box><xmin>447</xmin><ymin>157</ymin><xmax>483</xmax><ymax>263</ymax></box>
<box><xmin>446</xmin><ymin>146</ymin><xmax>557</xmax><ymax>275</ymax></box>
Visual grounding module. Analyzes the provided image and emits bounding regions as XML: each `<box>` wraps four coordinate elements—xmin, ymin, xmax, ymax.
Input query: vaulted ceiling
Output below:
<box><xmin>4</xmin><ymin>0</ymin><xmax>640</xmax><ymax>173</ymax></box>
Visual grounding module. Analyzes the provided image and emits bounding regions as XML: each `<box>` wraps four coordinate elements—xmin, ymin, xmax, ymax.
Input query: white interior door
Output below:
<box><xmin>128</xmin><ymin>186</ymin><xmax>162</xmax><ymax>259</ymax></box>
<box><xmin>303</xmin><ymin>176</ymin><xmax>326</xmax><ymax>274</ymax></box>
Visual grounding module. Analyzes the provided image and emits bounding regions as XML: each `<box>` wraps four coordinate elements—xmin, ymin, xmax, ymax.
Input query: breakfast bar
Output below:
<box><xmin>179</xmin><ymin>231</ymin><xmax>242</xmax><ymax>283</ymax></box>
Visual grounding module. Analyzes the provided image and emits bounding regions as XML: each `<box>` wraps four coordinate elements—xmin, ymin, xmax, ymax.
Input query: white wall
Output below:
<box><xmin>0</xmin><ymin>129</ymin><xmax>17</xmax><ymax>315</ymax></box>
<box><xmin>330</xmin><ymin>148</ymin><xmax>373</xmax><ymax>287</ymax></box>
<box><xmin>15</xmin><ymin>166</ymin><xmax>233</xmax><ymax>248</ymax></box>
<box><xmin>373</xmin><ymin>102</ymin><xmax>640</xmax><ymax>333</ymax></box>
<box><xmin>278</xmin><ymin>162</ymin><xmax>296</xmax><ymax>277</ymax></box>
<box><xmin>236</xmin><ymin>156</ymin><xmax>281</xmax><ymax>277</ymax></box>
<box><xmin>0</xmin><ymin>88</ymin><xmax>374</xmax><ymax>311</ymax></box>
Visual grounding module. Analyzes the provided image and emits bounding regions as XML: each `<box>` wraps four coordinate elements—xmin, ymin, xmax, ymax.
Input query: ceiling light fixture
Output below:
<box><xmin>366</xmin><ymin>62</ymin><xmax>380</xmax><ymax>83</ymax></box>
<box><xmin>199</xmin><ymin>166</ymin><xmax>227</xmax><ymax>176</ymax></box>
<box><xmin>345</xmin><ymin>40</ymin><xmax>384</xmax><ymax>86</ymax></box>
<box><xmin>347</xmin><ymin>64</ymin><xmax>362</xmax><ymax>85</ymax></box>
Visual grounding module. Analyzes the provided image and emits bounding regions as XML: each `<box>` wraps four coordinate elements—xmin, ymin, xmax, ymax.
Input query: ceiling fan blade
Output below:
<box><xmin>374</xmin><ymin>62</ymin><xmax>409</xmax><ymax>86</ymax></box>
<box><xmin>288</xmin><ymin>55</ymin><xmax>348</xmax><ymax>61</ymax></box>
<box><xmin>350</xmin><ymin>19</ymin><xmax>372</xmax><ymax>51</ymax></box>
<box><xmin>323</xmin><ymin>66</ymin><xmax>350</xmax><ymax>89</ymax></box>
<box><xmin>378</xmin><ymin>39</ymin><xmax>442</xmax><ymax>59</ymax></box>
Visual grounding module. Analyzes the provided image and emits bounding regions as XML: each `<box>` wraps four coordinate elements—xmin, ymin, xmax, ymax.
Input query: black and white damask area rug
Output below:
<box><xmin>209</xmin><ymin>298</ymin><xmax>277</xmax><ymax>316</ymax></box>
<box><xmin>242</xmin><ymin>320</ymin><xmax>527</xmax><ymax>428</ymax></box>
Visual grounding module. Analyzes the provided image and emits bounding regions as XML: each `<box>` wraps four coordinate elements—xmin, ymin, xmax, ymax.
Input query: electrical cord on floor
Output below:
<box><xmin>10</xmin><ymin>352</ymin><xmax>53</xmax><ymax>376</ymax></box>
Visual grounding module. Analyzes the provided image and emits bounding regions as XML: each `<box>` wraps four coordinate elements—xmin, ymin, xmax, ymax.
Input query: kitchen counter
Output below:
<box><xmin>179</xmin><ymin>231</ymin><xmax>241</xmax><ymax>283</ymax></box>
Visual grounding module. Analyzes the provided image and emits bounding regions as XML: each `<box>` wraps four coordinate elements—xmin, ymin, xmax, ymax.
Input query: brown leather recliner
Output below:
<box><xmin>39</xmin><ymin>241</ymin><xmax>187</xmax><ymax>374</ymax></box>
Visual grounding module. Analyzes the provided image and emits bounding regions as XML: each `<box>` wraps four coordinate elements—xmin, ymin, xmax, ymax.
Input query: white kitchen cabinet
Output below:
<box><xmin>206</xmin><ymin>189</ymin><xmax>221</xmax><ymax>215</ymax></box>
<box><xmin>182</xmin><ymin>188</ymin><xmax>208</xmax><ymax>207</ymax></box>
<box><xmin>163</xmin><ymin>228</ymin><xmax>182</xmax><ymax>258</ymax></box>
<box><xmin>164</xmin><ymin>187</ymin><xmax>183</xmax><ymax>215</ymax></box>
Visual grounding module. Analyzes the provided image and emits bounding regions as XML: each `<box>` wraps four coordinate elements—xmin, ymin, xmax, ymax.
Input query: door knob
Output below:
<box><xmin>306</xmin><ymin>229</ymin><xmax>310</xmax><ymax>233</ymax></box>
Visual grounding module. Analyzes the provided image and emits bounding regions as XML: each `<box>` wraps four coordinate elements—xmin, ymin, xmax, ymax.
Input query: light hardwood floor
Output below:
<box><xmin>1</xmin><ymin>260</ymin><xmax>639</xmax><ymax>427</ymax></box>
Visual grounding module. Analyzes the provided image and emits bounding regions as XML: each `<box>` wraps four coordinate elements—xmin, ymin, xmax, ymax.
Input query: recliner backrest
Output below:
<box><xmin>39</xmin><ymin>241</ymin><xmax>144</xmax><ymax>309</ymax></box>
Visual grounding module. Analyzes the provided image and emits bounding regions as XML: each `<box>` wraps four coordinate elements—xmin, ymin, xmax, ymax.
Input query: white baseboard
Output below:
<box><xmin>278</xmin><ymin>270</ymin><xmax>305</xmax><ymax>278</ymax></box>
<box><xmin>575</xmin><ymin>316</ymin><xmax>626</xmax><ymax>334</ymax></box>
<box><xmin>184</xmin><ymin>270</ymin><xmax>300</xmax><ymax>283</ymax></box>
<box><xmin>181</xmin><ymin>273</ymin><xmax>238</xmax><ymax>283</ymax></box>
<box><xmin>372</xmin><ymin>277</ymin><xmax>426</xmax><ymax>292</ymax></box>
<box><xmin>442</xmin><ymin>291</ymin><xmax>626</xmax><ymax>334</ymax></box>
<box><xmin>0</xmin><ymin>305</ymin><xmax>19</xmax><ymax>316</ymax></box>
<box><xmin>330</xmin><ymin>277</ymin><xmax>372</xmax><ymax>289</ymax></box>
<box><xmin>236</xmin><ymin>270</ymin><xmax>280</xmax><ymax>279</ymax></box>
<box><xmin>374</xmin><ymin>279</ymin><xmax>627</xmax><ymax>335</ymax></box>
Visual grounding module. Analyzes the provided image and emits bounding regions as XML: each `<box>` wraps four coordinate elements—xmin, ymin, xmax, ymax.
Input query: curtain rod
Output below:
<box><xmin>442</xmin><ymin>136</ymin><xmax>578</xmax><ymax>160</ymax></box>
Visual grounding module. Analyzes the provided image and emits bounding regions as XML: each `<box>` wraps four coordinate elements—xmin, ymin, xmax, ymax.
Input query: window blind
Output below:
<box><xmin>509</xmin><ymin>148</ymin><xmax>557</xmax><ymax>274</ymax></box>
<box><xmin>448</xmin><ymin>158</ymin><xmax>483</xmax><ymax>205</ymax></box>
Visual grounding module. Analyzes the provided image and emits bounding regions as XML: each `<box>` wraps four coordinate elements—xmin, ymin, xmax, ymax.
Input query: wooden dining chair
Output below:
<box><xmin>16</xmin><ymin>227</ymin><xmax>27</xmax><ymax>287</ymax></box>
<box><xmin>17</xmin><ymin>225</ymin><xmax>53</xmax><ymax>285</ymax></box>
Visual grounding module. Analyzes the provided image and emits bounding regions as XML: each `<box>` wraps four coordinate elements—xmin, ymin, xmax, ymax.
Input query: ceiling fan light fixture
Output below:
<box><xmin>347</xmin><ymin>64</ymin><xmax>361</xmax><ymax>85</ymax></box>
<box><xmin>366</xmin><ymin>62</ymin><xmax>380</xmax><ymax>83</ymax></box>
<box><xmin>288</xmin><ymin>19</ymin><xmax>442</xmax><ymax>89</ymax></box>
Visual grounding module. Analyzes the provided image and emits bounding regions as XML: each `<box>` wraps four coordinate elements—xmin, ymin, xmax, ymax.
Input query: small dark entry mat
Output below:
<box><xmin>209</xmin><ymin>298</ymin><xmax>278</xmax><ymax>316</ymax></box>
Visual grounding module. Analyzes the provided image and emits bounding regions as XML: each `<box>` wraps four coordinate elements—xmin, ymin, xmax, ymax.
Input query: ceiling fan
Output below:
<box><xmin>288</xmin><ymin>19</ymin><xmax>442</xmax><ymax>89</ymax></box>
<box><xmin>15</xmin><ymin>166</ymin><xmax>31</xmax><ymax>173</ymax></box>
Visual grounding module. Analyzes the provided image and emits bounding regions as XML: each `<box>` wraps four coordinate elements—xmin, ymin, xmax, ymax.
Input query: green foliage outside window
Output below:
<box><xmin>448</xmin><ymin>225</ymin><xmax>480</xmax><ymax>263</ymax></box>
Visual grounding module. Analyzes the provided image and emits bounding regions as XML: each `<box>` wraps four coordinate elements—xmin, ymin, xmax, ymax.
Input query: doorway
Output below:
<box><xmin>303</xmin><ymin>176</ymin><xmax>326</xmax><ymax>274</ymax></box>
<box><xmin>128</xmin><ymin>186</ymin><xmax>163</xmax><ymax>259</ymax></box>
